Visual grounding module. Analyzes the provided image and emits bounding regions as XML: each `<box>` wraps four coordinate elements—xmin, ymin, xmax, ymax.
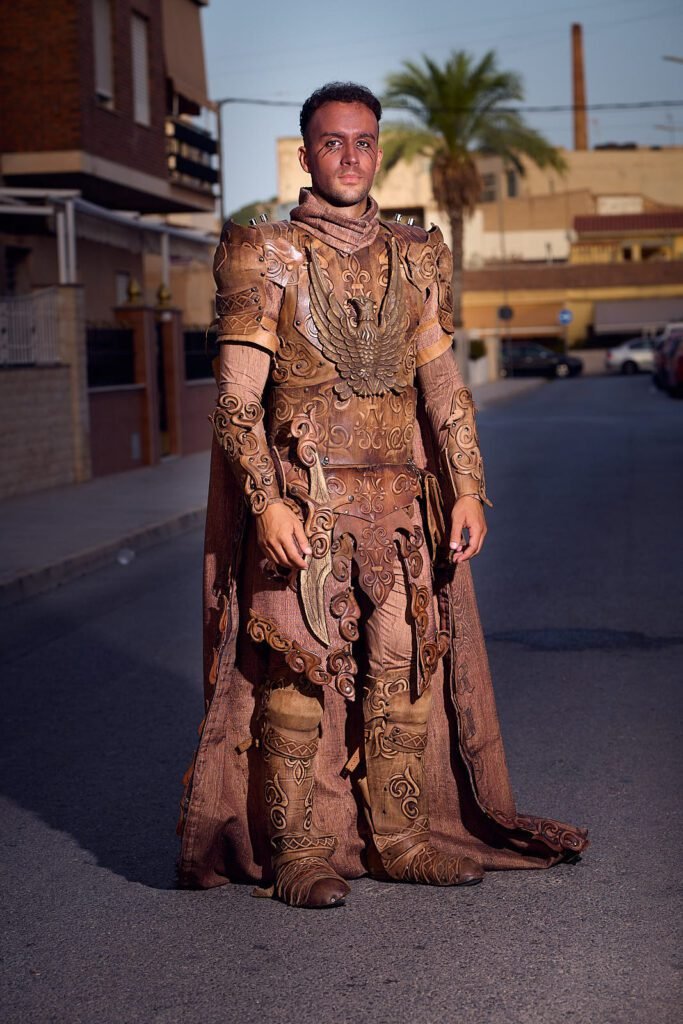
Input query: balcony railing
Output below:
<box><xmin>165</xmin><ymin>117</ymin><xmax>219</xmax><ymax>195</ymax></box>
<box><xmin>0</xmin><ymin>288</ymin><xmax>61</xmax><ymax>367</ymax></box>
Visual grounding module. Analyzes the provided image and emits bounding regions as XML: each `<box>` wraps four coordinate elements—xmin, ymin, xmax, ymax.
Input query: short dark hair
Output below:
<box><xmin>299</xmin><ymin>82</ymin><xmax>382</xmax><ymax>140</ymax></box>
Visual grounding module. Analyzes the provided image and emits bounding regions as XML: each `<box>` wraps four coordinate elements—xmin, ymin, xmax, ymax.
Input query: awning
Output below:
<box><xmin>465</xmin><ymin>300</ymin><xmax>564</xmax><ymax>333</ymax></box>
<box><xmin>161</xmin><ymin>0</ymin><xmax>210</xmax><ymax>109</ymax></box>
<box><xmin>594</xmin><ymin>296</ymin><xmax>683</xmax><ymax>334</ymax></box>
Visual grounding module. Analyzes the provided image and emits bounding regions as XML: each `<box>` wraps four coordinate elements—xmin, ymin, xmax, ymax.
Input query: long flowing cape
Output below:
<box><xmin>177</xmin><ymin>413</ymin><xmax>588</xmax><ymax>888</ymax></box>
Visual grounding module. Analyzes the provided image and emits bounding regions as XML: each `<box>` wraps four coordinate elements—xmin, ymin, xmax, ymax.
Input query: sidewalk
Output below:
<box><xmin>0</xmin><ymin>376</ymin><xmax>543</xmax><ymax>606</ymax></box>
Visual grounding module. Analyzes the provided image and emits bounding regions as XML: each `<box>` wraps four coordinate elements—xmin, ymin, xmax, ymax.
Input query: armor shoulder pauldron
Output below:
<box><xmin>213</xmin><ymin>220</ymin><xmax>303</xmax><ymax>344</ymax></box>
<box><xmin>380</xmin><ymin>220</ymin><xmax>430</xmax><ymax>250</ymax></box>
<box><xmin>397</xmin><ymin>225</ymin><xmax>454</xmax><ymax>336</ymax></box>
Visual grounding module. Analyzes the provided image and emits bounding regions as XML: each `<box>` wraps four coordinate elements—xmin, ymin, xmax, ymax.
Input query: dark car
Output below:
<box><xmin>653</xmin><ymin>329</ymin><xmax>683</xmax><ymax>390</ymax></box>
<box><xmin>501</xmin><ymin>342</ymin><xmax>583</xmax><ymax>379</ymax></box>
<box><xmin>663</xmin><ymin>334</ymin><xmax>683</xmax><ymax>398</ymax></box>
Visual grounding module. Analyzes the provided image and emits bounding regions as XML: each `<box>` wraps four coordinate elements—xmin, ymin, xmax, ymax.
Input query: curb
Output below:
<box><xmin>0</xmin><ymin>506</ymin><xmax>206</xmax><ymax>608</ymax></box>
<box><xmin>1</xmin><ymin>377</ymin><xmax>547</xmax><ymax>608</ymax></box>
<box><xmin>473</xmin><ymin>376</ymin><xmax>546</xmax><ymax>411</ymax></box>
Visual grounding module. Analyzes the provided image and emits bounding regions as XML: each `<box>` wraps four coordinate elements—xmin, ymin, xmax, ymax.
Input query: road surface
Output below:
<box><xmin>1</xmin><ymin>374</ymin><xmax>681</xmax><ymax>1024</ymax></box>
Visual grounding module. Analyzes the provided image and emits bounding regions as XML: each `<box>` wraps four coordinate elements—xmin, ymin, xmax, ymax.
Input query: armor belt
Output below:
<box><xmin>269</xmin><ymin>382</ymin><xmax>417</xmax><ymax>468</ymax></box>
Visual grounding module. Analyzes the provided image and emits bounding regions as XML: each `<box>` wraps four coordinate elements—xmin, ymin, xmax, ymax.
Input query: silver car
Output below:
<box><xmin>605</xmin><ymin>336</ymin><xmax>655</xmax><ymax>374</ymax></box>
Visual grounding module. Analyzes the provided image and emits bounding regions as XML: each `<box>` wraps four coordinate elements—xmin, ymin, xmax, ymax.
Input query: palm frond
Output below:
<box><xmin>381</xmin><ymin>49</ymin><xmax>566</xmax><ymax>326</ymax></box>
<box><xmin>381</xmin><ymin>48</ymin><xmax>565</xmax><ymax>205</ymax></box>
<box><xmin>377</xmin><ymin>122</ymin><xmax>440</xmax><ymax>180</ymax></box>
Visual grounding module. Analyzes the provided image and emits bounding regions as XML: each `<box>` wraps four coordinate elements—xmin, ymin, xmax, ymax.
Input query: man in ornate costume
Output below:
<box><xmin>177</xmin><ymin>83</ymin><xmax>587</xmax><ymax>908</ymax></box>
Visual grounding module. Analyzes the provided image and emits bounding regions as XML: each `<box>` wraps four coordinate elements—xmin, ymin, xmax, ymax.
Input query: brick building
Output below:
<box><xmin>1</xmin><ymin>0</ymin><xmax>215</xmax><ymax>214</ymax></box>
<box><xmin>0</xmin><ymin>0</ymin><xmax>220</xmax><ymax>499</ymax></box>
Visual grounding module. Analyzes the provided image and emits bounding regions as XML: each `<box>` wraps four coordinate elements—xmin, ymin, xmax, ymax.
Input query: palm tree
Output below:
<box><xmin>381</xmin><ymin>51</ymin><xmax>566</xmax><ymax>330</ymax></box>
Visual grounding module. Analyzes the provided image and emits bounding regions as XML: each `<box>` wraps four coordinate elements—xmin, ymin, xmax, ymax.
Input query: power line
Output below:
<box><xmin>215</xmin><ymin>97</ymin><xmax>683</xmax><ymax>113</ymax></box>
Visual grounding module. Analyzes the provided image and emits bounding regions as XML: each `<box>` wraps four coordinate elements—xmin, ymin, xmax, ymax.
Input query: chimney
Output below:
<box><xmin>572</xmin><ymin>23</ymin><xmax>588</xmax><ymax>150</ymax></box>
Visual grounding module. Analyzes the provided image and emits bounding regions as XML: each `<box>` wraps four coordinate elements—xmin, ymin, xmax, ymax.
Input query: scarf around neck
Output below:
<box><xmin>290</xmin><ymin>187</ymin><xmax>380</xmax><ymax>254</ymax></box>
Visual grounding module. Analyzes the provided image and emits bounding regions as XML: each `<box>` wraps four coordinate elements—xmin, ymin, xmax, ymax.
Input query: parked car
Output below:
<box><xmin>653</xmin><ymin>326</ymin><xmax>683</xmax><ymax>389</ymax></box>
<box><xmin>605</xmin><ymin>336</ymin><xmax>655</xmax><ymax>374</ymax></box>
<box><xmin>661</xmin><ymin>333</ymin><xmax>683</xmax><ymax>397</ymax></box>
<box><xmin>501</xmin><ymin>343</ymin><xmax>583</xmax><ymax>379</ymax></box>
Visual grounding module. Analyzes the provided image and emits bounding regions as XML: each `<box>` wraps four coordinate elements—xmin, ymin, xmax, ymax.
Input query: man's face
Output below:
<box><xmin>298</xmin><ymin>101</ymin><xmax>383</xmax><ymax>210</ymax></box>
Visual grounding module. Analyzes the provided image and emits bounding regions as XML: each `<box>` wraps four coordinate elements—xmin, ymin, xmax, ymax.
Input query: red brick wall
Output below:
<box><xmin>89</xmin><ymin>386</ymin><xmax>147</xmax><ymax>475</ymax></box>
<box><xmin>80</xmin><ymin>0</ymin><xmax>167</xmax><ymax>179</ymax></box>
<box><xmin>0</xmin><ymin>0</ymin><xmax>167</xmax><ymax>180</ymax></box>
<box><xmin>0</xmin><ymin>1</ymin><xmax>82</xmax><ymax>152</ymax></box>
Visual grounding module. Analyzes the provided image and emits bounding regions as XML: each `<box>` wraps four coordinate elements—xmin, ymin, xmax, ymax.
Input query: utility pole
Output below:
<box><xmin>654</xmin><ymin>113</ymin><xmax>682</xmax><ymax>146</ymax></box>
<box><xmin>214</xmin><ymin>98</ymin><xmax>236</xmax><ymax>227</ymax></box>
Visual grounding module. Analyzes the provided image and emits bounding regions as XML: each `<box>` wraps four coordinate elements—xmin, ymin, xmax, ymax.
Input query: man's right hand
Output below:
<box><xmin>255</xmin><ymin>502</ymin><xmax>312</xmax><ymax>570</ymax></box>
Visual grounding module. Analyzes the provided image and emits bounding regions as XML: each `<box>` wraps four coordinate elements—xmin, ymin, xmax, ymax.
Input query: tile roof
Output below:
<box><xmin>574</xmin><ymin>211</ymin><xmax>683</xmax><ymax>234</ymax></box>
<box><xmin>463</xmin><ymin>260</ymin><xmax>683</xmax><ymax>292</ymax></box>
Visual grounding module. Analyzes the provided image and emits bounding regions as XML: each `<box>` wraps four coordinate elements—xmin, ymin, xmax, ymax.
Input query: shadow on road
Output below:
<box><xmin>0</xmin><ymin>546</ymin><xmax>203</xmax><ymax>890</ymax></box>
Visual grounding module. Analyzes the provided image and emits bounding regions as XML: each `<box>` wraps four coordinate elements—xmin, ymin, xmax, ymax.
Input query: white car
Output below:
<box><xmin>605</xmin><ymin>337</ymin><xmax>655</xmax><ymax>374</ymax></box>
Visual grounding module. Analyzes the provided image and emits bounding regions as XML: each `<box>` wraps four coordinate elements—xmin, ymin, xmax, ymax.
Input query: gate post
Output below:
<box><xmin>57</xmin><ymin>285</ymin><xmax>91</xmax><ymax>483</ymax></box>
<box><xmin>156</xmin><ymin>305</ymin><xmax>184</xmax><ymax>457</ymax></box>
<box><xmin>114</xmin><ymin>303</ymin><xmax>160</xmax><ymax>466</ymax></box>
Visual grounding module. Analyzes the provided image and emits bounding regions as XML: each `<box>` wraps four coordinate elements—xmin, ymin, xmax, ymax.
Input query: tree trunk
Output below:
<box><xmin>448</xmin><ymin>206</ymin><xmax>465</xmax><ymax>330</ymax></box>
<box><xmin>448</xmin><ymin>206</ymin><xmax>470</xmax><ymax>384</ymax></box>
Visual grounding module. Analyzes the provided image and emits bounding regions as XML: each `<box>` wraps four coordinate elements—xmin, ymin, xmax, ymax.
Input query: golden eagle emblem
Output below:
<box><xmin>308</xmin><ymin>239</ymin><xmax>408</xmax><ymax>399</ymax></box>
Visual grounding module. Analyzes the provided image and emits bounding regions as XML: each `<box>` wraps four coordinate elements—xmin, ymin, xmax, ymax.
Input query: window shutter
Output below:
<box><xmin>131</xmin><ymin>13</ymin><xmax>150</xmax><ymax>126</ymax></box>
<box><xmin>93</xmin><ymin>0</ymin><xmax>113</xmax><ymax>102</ymax></box>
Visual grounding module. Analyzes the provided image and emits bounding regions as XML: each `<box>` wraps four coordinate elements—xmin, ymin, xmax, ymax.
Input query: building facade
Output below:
<box><xmin>1</xmin><ymin>0</ymin><xmax>216</xmax><ymax>214</ymax></box>
<box><xmin>0</xmin><ymin>0</ymin><xmax>219</xmax><ymax>499</ymax></box>
<box><xmin>277</xmin><ymin>140</ymin><xmax>683</xmax><ymax>348</ymax></box>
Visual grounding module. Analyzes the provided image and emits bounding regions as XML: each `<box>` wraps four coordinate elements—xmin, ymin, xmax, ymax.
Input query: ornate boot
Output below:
<box><xmin>361</xmin><ymin>671</ymin><xmax>483</xmax><ymax>887</ymax></box>
<box><xmin>261</xmin><ymin>684</ymin><xmax>350</xmax><ymax>908</ymax></box>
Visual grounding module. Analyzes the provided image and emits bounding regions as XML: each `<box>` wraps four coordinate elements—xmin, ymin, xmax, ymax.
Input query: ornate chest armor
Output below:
<box><xmin>271</xmin><ymin>227</ymin><xmax>428</xmax><ymax>606</ymax></box>
<box><xmin>211</xmin><ymin>214</ymin><xmax>476</xmax><ymax>697</ymax></box>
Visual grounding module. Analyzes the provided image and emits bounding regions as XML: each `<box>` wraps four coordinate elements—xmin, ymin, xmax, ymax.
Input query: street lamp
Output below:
<box><xmin>214</xmin><ymin>98</ymin><xmax>233</xmax><ymax>226</ymax></box>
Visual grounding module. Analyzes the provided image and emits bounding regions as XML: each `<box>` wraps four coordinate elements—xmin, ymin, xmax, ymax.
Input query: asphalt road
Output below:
<box><xmin>1</xmin><ymin>375</ymin><xmax>682</xmax><ymax>1024</ymax></box>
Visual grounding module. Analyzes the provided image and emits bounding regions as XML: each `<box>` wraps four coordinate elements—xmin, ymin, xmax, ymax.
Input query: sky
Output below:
<box><xmin>200</xmin><ymin>0</ymin><xmax>683</xmax><ymax>216</ymax></box>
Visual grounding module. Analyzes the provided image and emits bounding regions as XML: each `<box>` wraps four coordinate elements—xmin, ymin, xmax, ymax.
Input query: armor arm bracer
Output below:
<box><xmin>416</xmin><ymin>348</ymin><xmax>492</xmax><ymax>507</ymax></box>
<box><xmin>414</xmin><ymin>273</ymin><xmax>454</xmax><ymax>369</ymax></box>
<box><xmin>211</xmin><ymin>342</ymin><xmax>281</xmax><ymax>515</ymax></box>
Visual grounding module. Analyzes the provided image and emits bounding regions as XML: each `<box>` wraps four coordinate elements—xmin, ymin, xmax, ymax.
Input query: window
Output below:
<box><xmin>506</xmin><ymin>170</ymin><xmax>518</xmax><ymax>198</ymax></box>
<box><xmin>131</xmin><ymin>12</ymin><xmax>150</xmax><ymax>126</ymax></box>
<box><xmin>115</xmin><ymin>271</ymin><xmax>131</xmax><ymax>306</ymax></box>
<box><xmin>480</xmin><ymin>173</ymin><xmax>497</xmax><ymax>203</ymax></box>
<box><xmin>93</xmin><ymin>0</ymin><xmax>114</xmax><ymax>106</ymax></box>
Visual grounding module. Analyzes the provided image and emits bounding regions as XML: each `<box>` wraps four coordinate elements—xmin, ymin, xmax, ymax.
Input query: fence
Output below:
<box><xmin>86</xmin><ymin>325</ymin><xmax>135</xmax><ymax>388</ymax></box>
<box><xmin>0</xmin><ymin>288</ymin><xmax>61</xmax><ymax>366</ymax></box>
<box><xmin>184</xmin><ymin>326</ymin><xmax>217</xmax><ymax>381</ymax></box>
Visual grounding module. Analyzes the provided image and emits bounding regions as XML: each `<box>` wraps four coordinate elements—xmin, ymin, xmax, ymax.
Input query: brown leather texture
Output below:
<box><xmin>269</xmin><ymin>383</ymin><xmax>418</xmax><ymax>467</ymax></box>
<box><xmin>177</xmin><ymin>433</ymin><xmax>588</xmax><ymax>889</ymax></box>
<box><xmin>176</xmin><ymin>203</ymin><xmax>588</xmax><ymax>890</ymax></box>
<box><xmin>210</xmin><ymin>389</ymin><xmax>280</xmax><ymax>515</ymax></box>
<box><xmin>361</xmin><ymin>671</ymin><xmax>483</xmax><ymax>885</ymax></box>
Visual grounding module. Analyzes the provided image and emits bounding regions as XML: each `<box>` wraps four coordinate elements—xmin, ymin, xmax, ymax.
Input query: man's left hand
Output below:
<box><xmin>449</xmin><ymin>495</ymin><xmax>487</xmax><ymax>563</ymax></box>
